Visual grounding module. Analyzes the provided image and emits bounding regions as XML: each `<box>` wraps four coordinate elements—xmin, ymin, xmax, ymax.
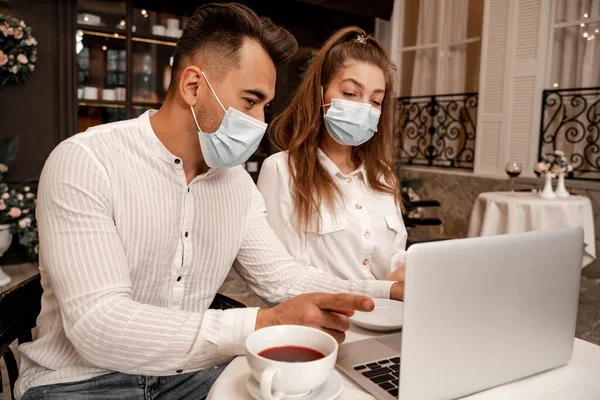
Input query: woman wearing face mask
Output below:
<box><xmin>257</xmin><ymin>27</ymin><xmax>406</xmax><ymax>281</ymax></box>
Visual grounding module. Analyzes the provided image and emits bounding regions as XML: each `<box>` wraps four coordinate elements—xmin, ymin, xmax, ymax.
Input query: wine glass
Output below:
<box><xmin>505</xmin><ymin>162</ymin><xmax>522</xmax><ymax>192</ymax></box>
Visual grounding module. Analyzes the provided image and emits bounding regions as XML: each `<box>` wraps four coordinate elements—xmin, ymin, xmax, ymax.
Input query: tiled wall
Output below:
<box><xmin>397</xmin><ymin>168</ymin><xmax>600</xmax><ymax>278</ymax></box>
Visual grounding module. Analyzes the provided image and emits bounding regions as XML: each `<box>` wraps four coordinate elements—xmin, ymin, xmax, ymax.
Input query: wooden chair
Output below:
<box><xmin>0</xmin><ymin>274</ymin><xmax>42</xmax><ymax>400</ymax></box>
<box><xmin>0</xmin><ymin>273</ymin><xmax>244</xmax><ymax>400</ymax></box>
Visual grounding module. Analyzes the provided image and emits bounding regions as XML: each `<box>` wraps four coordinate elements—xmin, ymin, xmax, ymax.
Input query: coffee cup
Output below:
<box><xmin>83</xmin><ymin>86</ymin><xmax>98</xmax><ymax>100</ymax></box>
<box><xmin>102</xmin><ymin>89</ymin><xmax>116</xmax><ymax>101</ymax></box>
<box><xmin>246</xmin><ymin>325</ymin><xmax>338</xmax><ymax>400</ymax></box>
<box><xmin>166</xmin><ymin>18</ymin><xmax>179</xmax><ymax>30</ymax></box>
<box><xmin>152</xmin><ymin>25</ymin><xmax>166</xmax><ymax>36</ymax></box>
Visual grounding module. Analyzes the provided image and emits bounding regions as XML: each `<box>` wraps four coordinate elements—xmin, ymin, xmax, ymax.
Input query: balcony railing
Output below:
<box><xmin>540</xmin><ymin>87</ymin><xmax>600</xmax><ymax>181</ymax></box>
<box><xmin>395</xmin><ymin>92</ymin><xmax>477</xmax><ymax>170</ymax></box>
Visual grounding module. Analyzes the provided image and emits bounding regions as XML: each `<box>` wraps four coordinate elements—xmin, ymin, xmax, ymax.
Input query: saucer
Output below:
<box><xmin>350</xmin><ymin>298</ymin><xmax>403</xmax><ymax>332</ymax></box>
<box><xmin>246</xmin><ymin>370</ymin><xmax>343</xmax><ymax>400</ymax></box>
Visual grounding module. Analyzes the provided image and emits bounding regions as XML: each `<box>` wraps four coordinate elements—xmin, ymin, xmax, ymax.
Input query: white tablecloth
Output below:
<box><xmin>468</xmin><ymin>192</ymin><xmax>596</xmax><ymax>267</ymax></box>
<box><xmin>207</xmin><ymin>325</ymin><xmax>600</xmax><ymax>400</ymax></box>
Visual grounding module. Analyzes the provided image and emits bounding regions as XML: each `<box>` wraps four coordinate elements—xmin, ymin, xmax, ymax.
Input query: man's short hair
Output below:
<box><xmin>172</xmin><ymin>2</ymin><xmax>298</xmax><ymax>77</ymax></box>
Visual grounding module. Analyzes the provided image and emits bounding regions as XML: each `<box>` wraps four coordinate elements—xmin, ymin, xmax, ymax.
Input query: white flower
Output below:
<box><xmin>16</xmin><ymin>193</ymin><xmax>24</xmax><ymax>201</ymax></box>
<box><xmin>26</xmin><ymin>193</ymin><xmax>34</xmax><ymax>199</ymax></box>
<box><xmin>34</xmin><ymin>244</ymin><xmax>39</xmax><ymax>254</ymax></box>
<box><xmin>20</xmin><ymin>21</ymin><xmax>26</xmax><ymax>28</ymax></box>
<box><xmin>22</xmin><ymin>209</ymin><xmax>29</xmax><ymax>214</ymax></box>
<box><xmin>555</xmin><ymin>150</ymin><xmax>565</xmax><ymax>157</ymax></box>
<box><xmin>23</xmin><ymin>186</ymin><xmax>30</xmax><ymax>192</ymax></box>
<box><xmin>0</xmin><ymin>200</ymin><xmax>5</xmax><ymax>211</ymax></box>
<box><xmin>0</xmin><ymin>164</ymin><xmax>8</xmax><ymax>174</ymax></box>
<box><xmin>10</xmin><ymin>65</ymin><xmax>18</xmax><ymax>74</ymax></box>
<box><xmin>568</xmin><ymin>165</ymin><xmax>574</xmax><ymax>172</ymax></box>
<box><xmin>17</xmin><ymin>54</ymin><xmax>28</xmax><ymax>64</ymax></box>
<box><xmin>18</xmin><ymin>217</ymin><xmax>31</xmax><ymax>229</ymax></box>
<box><xmin>1</xmin><ymin>193</ymin><xmax>9</xmax><ymax>200</ymax></box>
<box><xmin>535</xmin><ymin>162</ymin><xmax>549</xmax><ymax>174</ymax></box>
<box><xmin>7</xmin><ymin>27</ymin><xmax>14</xmax><ymax>36</ymax></box>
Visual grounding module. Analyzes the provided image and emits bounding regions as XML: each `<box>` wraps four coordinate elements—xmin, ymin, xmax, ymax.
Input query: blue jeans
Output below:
<box><xmin>21</xmin><ymin>362</ymin><xmax>228</xmax><ymax>400</ymax></box>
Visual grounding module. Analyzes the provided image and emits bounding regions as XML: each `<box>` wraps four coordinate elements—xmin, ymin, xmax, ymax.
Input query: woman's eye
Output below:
<box><xmin>371</xmin><ymin>100</ymin><xmax>382</xmax><ymax>106</ymax></box>
<box><xmin>343</xmin><ymin>92</ymin><xmax>356</xmax><ymax>97</ymax></box>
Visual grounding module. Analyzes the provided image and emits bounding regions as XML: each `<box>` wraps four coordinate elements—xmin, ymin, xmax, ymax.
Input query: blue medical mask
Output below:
<box><xmin>323</xmin><ymin>96</ymin><xmax>381</xmax><ymax>147</ymax></box>
<box><xmin>190</xmin><ymin>73</ymin><xmax>267</xmax><ymax>168</ymax></box>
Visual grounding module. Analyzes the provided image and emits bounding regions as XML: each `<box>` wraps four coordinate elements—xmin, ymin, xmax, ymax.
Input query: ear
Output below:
<box><xmin>179</xmin><ymin>66</ymin><xmax>203</xmax><ymax>107</ymax></box>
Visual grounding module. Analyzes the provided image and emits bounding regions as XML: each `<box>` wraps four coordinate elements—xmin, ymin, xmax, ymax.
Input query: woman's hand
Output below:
<box><xmin>386</xmin><ymin>265</ymin><xmax>406</xmax><ymax>301</ymax></box>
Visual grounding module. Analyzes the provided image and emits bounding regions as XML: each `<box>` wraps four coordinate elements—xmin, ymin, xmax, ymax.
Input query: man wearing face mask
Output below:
<box><xmin>16</xmin><ymin>3</ymin><xmax>405</xmax><ymax>400</ymax></box>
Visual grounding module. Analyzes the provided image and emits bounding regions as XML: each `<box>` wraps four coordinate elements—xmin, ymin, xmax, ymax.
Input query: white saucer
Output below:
<box><xmin>350</xmin><ymin>298</ymin><xmax>404</xmax><ymax>332</ymax></box>
<box><xmin>246</xmin><ymin>370</ymin><xmax>343</xmax><ymax>400</ymax></box>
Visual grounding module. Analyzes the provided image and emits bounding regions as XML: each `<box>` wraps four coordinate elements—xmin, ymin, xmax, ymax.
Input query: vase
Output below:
<box><xmin>555</xmin><ymin>172</ymin><xmax>570</xmax><ymax>198</ymax></box>
<box><xmin>539</xmin><ymin>174</ymin><xmax>556</xmax><ymax>200</ymax></box>
<box><xmin>0</xmin><ymin>224</ymin><xmax>12</xmax><ymax>286</ymax></box>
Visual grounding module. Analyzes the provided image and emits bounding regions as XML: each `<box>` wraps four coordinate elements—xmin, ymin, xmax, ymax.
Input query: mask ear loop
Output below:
<box><xmin>321</xmin><ymin>86</ymin><xmax>331</xmax><ymax>108</ymax></box>
<box><xmin>201</xmin><ymin>72</ymin><xmax>227</xmax><ymax>113</ymax></box>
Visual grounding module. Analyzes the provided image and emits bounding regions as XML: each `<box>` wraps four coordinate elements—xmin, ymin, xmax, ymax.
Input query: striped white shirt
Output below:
<box><xmin>15</xmin><ymin>110</ymin><xmax>394</xmax><ymax>398</ymax></box>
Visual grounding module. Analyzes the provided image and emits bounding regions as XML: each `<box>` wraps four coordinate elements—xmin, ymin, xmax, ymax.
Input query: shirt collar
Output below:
<box><xmin>138</xmin><ymin>110</ymin><xmax>219</xmax><ymax>179</ymax></box>
<box><xmin>317</xmin><ymin>148</ymin><xmax>366</xmax><ymax>180</ymax></box>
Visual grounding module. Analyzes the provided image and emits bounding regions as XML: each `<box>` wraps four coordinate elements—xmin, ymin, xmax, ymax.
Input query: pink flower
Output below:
<box><xmin>534</xmin><ymin>162</ymin><xmax>549</xmax><ymax>174</ymax></box>
<box><xmin>7</xmin><ymin>27</ymin><xmax>13</xmax><ymax>36</ymax></box>
<box><xmin>26</xmin><ymin>193</ymin><xmax>34</xmax><ymax>199</ymax></box>
<box><xmin>0</xmin><ymin>25</ymin><xmax>7</xmax><ymax>36</ymax></box>
<box><xmin>567</xmin><ymin>165</ymin><xmax>574</xmax><ymax>172</ymax></box>
<box><xmin>17</xmin><ymin>54</ymin><xmax>28</xmax><ymax>64</ymax></box>
<box><xmin>0</xmin><ymin>52</ymin><xmax>7</xmax><ymax>67</ymax></box>
<box><xmin>14</xmin><ymin>28</ymin><xmax>23</xmax><ymax>40</ymax></box>
<box><xmin>20</xmin><ymin>21</ymin><xmax>26</xmax><ymax>28</ymax></box>
<box><xmin>1</xmin><ymin>193</ymin><xmax>9</xmax><ymax>200</ymax></box>
<box><xmin>8</xmin><ymin>208</ymin><xmax>21</xmax><ymax>218</ymax></box>
<box><xmin>22</xmin><ymin>209</ymin><xmax>29</xmax><ymax>214</ymax></box>
<box><xmin>28</xmin><ymin>64</ymin><xmax>35</xmax><ymax>72</ymax></box>
<box><xmin>0</xmin><ymin>200</ymin><xmax>5</xmax><ymax>211</ymax></box>
<box><xmin>23</xmin><ymin>186</ymin><xmax>30</xmax><ymax>192</ymax></box>
<box><xmin>18</xmin><ymin>218</ymin><xmax>31</xmax><ymax>229</ymax></box>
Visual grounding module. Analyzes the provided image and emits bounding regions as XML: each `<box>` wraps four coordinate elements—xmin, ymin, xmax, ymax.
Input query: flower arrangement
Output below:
<box><xmin>0</xmin><ymin>183</ymin><xmax>38</xmax><ymax>261</ymax></box>
<box><xmin>0</xmin><ymin>14</ymin><xmax>37</xmax><ymax>88</ymax></box>
<box><xmin>535</xmin><ymin>150</ymin><xmax>573</xmax><ymax>178</ymax></box>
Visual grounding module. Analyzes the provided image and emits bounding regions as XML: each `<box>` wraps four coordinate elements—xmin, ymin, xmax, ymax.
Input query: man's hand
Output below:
<box><xmin>255</xmin><ymin>293</ymin><xmax>375</xmax><ymax>343</ymax></box>
<box><xmin>386</xmin><ymin>265</ymin><xmax>406</xmax><ymax>301</ymax></box>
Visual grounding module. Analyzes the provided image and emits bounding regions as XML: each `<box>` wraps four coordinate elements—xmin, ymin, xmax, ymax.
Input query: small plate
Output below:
<box><xmin>350</xmin><ymin>298</ymin><xmax>404</xmax><ymax>332</ymax></box>
<box><xmin>246</xmin><ymin>370</ymin><xmax>343</xmax><ymax>400</ymax></box>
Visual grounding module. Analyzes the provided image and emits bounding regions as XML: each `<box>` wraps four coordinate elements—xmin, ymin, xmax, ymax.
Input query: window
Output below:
<box><xmin>397</xmin><ymin>0</ymin><xmax>484</xmax><ymax>97</ymax></box>
<box><xmin>540</xmin><ymin>0</ymin><xmax>600</xmax><ymax>180</ymax></box>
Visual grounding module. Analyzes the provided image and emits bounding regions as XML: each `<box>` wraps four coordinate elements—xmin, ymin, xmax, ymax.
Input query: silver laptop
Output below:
<box><xmin>337</xmin><ymin>227</ymin><xmax>584</xmax><ymax>400</ymax></box>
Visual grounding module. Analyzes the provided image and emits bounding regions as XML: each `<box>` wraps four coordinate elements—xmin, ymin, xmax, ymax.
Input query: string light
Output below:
<box><xmin>141</xmin><ymin>9</ymin><xmax>148</xmax><ymax>18</ymax></box>
<box><xmin>553</xmin><ymin>83</ymin><xmax>559</xmax><ymax>88</ymax></box>
<box><xmin>584</xmin><ymin>13</ymin><xmax>589</xmax><ymax>18</ymax></box>
<box><xmin>83</xmin><ymin>16</ymin><xmax>89</xmax><ymax>22</ymax></box>
<box><xmin>596</xmin><ymin>29</ymin><xmax>599</xmax><ymax>33</ymax></box>
<box><xmin>583</xmin><ymin>32</ymin><xmax>589</xmax><ymax>37</ymax></box>
<box><xmin>581</xmin><ymin>22</ymin><xmax>586</xmax><ymax>27</ymax></box>
<box><xmin>119</xmin><ymin>18</ymin><xmax>126</xmax><ymax>27</ymax></box>
<box><xmin>102</xmin><ymin>45</ymin><xmax>107</xmax><ymax>51</ymax></box>
<box><xmin>113</xmin><ymin>33</ymin><xmax>119</xmax><ymax>38</ymax></box>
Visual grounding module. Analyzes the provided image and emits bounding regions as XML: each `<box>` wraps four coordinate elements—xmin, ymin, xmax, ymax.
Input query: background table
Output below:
<box><xmin>468</xmin><ymin>192</ymin><xmax>596</xmax><ymax>267</ymax></box>
<box><xmin>207</xmin><ymin>325</ymin><xmax>600</xmax><ymax>400</ymax></box>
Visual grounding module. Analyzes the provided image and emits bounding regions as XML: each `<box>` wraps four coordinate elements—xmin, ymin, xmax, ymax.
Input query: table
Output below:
<box><xmin>207</xmin><ymin>325</ymin><xmax>600</xmax><ymax>400</ymax></box>
<box><xmin>468</xmin><ymin>192</ymin><xmax>596</xmax><ymax>267</ymax></box>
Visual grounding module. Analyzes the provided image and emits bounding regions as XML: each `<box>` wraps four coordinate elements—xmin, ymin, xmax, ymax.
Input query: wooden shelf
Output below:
<box><xmin>132</xmin><ymin>101</ymin><xmax>163</xmax><ymax>109</ymax></box>
<box><xmin>78</xmin><ymin>100</ymin><xmax>127</xmax><ymax>108</ymax></box>
<box><xmin>77</xmin><ymin>24</ymin><xmax>127</xmax><ymax>40</ymax></box>
<box><xmin>132</xmin><ymin>33</ymin><xmax>178</xmax><ymax>47</ymax></box>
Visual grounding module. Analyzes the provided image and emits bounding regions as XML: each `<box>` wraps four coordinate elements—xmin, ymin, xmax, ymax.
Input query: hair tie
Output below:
<box><xmin>355</xmin><ymin>34</ymin><xmax>367</xmax><ymax>44</ymax></box>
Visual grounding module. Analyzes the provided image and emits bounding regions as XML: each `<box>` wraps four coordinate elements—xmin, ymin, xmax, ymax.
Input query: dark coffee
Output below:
<box><xmin>258</xmin><ymin>346</ymin><xmax>326</xmax><ymax>362</ymax></box>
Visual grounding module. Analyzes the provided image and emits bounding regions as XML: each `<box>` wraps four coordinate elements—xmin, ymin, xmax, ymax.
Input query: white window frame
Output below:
<box><xmin>395</xmin><ymin>0</ymin><xmax>482</xmax><ymax>96</ymax></box>
<box><xmin>545</xmin><ymin>3</ymin><xmax>600</xmax><ymax>89</ymax></box>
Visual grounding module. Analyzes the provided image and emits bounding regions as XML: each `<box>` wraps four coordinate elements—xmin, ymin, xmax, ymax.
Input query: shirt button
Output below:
<box><xmin>177</xmin><ymin>276</ymin><xmax>182</xmax><ymax>282</ymax></box>
<box><xmin>185</xmin><ymin>232</ymin><xmax>189</xmax><ymax>237</ymax></box>
<box><xmin>346</xmin><ymin>178</ymin><xmax>352</xmax><ymax>184</ymax></box>
<box><xmin>363</xmin><ymin>259</ymin><xmax>369</xmax><ymax>266</ymax></box>
<box><xmin>176</xmin><ymin>369</ymin><xmax>183</xmax><ymax>374</ymax></box>
<box><xmin>174</xmin><ymin>159</ymin><xmax>181</xmax><ymax>164</ymax></box>
<box><xmin>364</xmin><ymin>231</ymin><xmax>371</xmax><ymax>239</ymax></box>
<box><xmin>355</xmin><ymin>204</ymin><xmax>362</xmax><ymax>210</ymax></box>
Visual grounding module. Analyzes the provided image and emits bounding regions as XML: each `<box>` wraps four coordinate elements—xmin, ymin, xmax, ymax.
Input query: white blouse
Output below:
<box><xmin>257</xmin><ymin>150</ymin><xmax>407</xmax><ymax>281</ymax></box>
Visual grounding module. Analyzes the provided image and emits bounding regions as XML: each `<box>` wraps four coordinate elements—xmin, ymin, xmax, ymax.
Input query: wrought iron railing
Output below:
<box><xmin>540</xmin><ymin>87</ymin><xmax>600</xmax><ymax>181</ymax></box>
<box><xmin>395</xmin><ymin>92</ymin><xmax>477</xmax><ymax>170</ymax></box>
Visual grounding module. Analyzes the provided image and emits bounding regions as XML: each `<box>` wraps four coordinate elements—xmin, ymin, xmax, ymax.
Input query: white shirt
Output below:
<box><xmin>257</xmin><ymin>150</ymin><xmax>407</xmax><ymax>281</ymax></box>
<box><xmin>15</xmin><ymin>111</ymin><xmax>394</xmax><ymax>398</ymax></box>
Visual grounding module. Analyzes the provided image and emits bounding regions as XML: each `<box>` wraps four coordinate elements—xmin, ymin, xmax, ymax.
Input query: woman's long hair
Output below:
<box><xmin>271</xmin><ymin>26</ymin><xmax>401</xmax><ymax>234</ymax></box>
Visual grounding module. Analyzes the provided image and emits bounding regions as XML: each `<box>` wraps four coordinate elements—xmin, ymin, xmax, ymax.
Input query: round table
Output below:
<box><xmin>207</xmin><ymin>325</ymin><xmax>600</xmax><ymax>400</ymax></box>
<box><xmin>468</xmin><ymin>192</ymin><xmax>596</xmax><ymax>267</ymax></box>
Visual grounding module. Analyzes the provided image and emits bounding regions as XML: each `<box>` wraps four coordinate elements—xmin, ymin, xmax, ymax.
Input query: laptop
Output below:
<box><xmin>337</xmin><ymin>227</ymin><xmax>584</xmax><ymax>400</ymax></box>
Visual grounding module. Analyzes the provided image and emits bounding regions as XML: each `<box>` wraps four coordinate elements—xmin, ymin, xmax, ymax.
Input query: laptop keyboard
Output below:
<box><xmin>353</xmin><ymin>356</ymin><xmax>401</xmax><ymax>397</ymax></box>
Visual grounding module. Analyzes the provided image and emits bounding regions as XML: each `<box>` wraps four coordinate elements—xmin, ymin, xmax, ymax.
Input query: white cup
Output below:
<box><xmin>166</xmin><ymin>18</ymin><xmax>179</xmax><ymax>30</ymax></box>
<box><xmin>152</xmin><ymin>25</ymin><xmax>166</xmax><ymax>36</ymax></box>
<box><xmin>83</xmin><ymin>86</ymin><xmax>98</xmax><ymax>100</ymax></box>
<box><xmin>102</xmin><ymin>89</ymin><xmax>116</xmax><ymax>101</ymax></box>
<box><xmin>116</xmin><ymin>87</ymin><xmax>126</xmax><ymax>101</ymax></box>
<box><xmin>246</xmin><ymin>325</ymin><xmax>338</xmax><ymax>400</ymax></box>
<box><xmin>77</xmin><ymin>88</ymin><xmax>83</xmax><ymax>99</ymax></box>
